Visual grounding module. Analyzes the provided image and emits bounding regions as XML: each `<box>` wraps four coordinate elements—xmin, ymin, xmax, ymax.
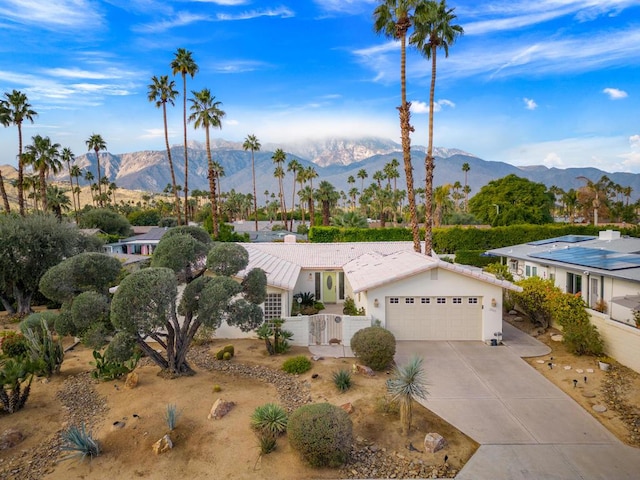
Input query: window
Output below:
<box><xmin>509</xmin><ymin>259</ymin><xmax>519</xmax><ymax>272</ymax></box>
<box><xmin>314</xmin><ymin>272</ymin><xmax>321</xmax><ymax>300</ymax></box>
<box><xmin>437</xmin><ymin>297</ymin><xmax>446</xmax><ymax>304</ymax></box>
<box><xmin>405</xmin><ymin>297</ymin><xmax>414</xmax><ymax>304</ymax></box>
<box><xmin>532</xmin><ymin>266</ymin><xmax>538</xmax><ymax>277</ymax></box>
<box><xmin>338</xmin><ymin>272</ymin><xmax>345</xmax><ymax>300</ymax></box>
<box><xmin>453</xmin><ymin>297</ymin><xmax>462</xmax><ymax>304</ymax></box>
<box><xmin>566</xmin><ymin>272</ymin><xmax>582</xmax><ymax>295</ymax></box>
<box><xmin>525</xmin><ymin>265</ymin><xmax>531</xmax><ymax>277</ymax></box>
<box><xmin>421</xmin><ymin>298</ymin><xmax>430</xmax><ymax>304</ymax></box>
<box><xmin>468</xmin><ymin>297</ymin><xmax>478</xmax><ymax>304</ymax></box>
<box><xmin>549</xmin><ymin>273</ymin><xmax>555</xmax><ymax>282</ymax></box>
<box><xmin>390</xmin><ymin>297</ymin><xmax>399</xmax><ymax>304</ymax></box>
<box><xmin>263</xmin><ymin>293</ymin><xmax>282</xmax><ymax>320</ymax></box>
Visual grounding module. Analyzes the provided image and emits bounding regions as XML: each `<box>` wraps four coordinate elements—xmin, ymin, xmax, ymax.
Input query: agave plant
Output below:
<box><xmin>386</xmin><ymin>355</ymin><xmax>428</xmax><ymax>436</ymax></box>
<box><xmin>60</xmin><ymin>423</ymin><xmax>101</xmax><ymax>461</ymax></box>
<box><xmin>251</xmin><ymin>403</ymin><xmax>288</xmax><ymax>435</ymax></box>
<box><xmin>165</xmin><ymin>403</ymin><xmax>181</xmax><ymax>431</ymax></box>
<box><xmin>0</xmin><ymin>357</ymin><xmax>37</xmax><ymax>414</ymax></box>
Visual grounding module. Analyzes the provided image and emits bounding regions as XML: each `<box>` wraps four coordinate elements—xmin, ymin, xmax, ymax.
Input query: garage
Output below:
<box><xmin>385</xmin><ymin>295</ymin><xmax>482</xmax><ymax>341</ymax></box>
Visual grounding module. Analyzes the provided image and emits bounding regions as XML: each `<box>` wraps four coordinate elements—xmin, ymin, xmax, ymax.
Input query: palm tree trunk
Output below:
<box><xmin>205</xmin><ymin>128</ymin><xmax>218</xmax><ymax>238</ymax></box>
<box><xmin>17</xmin><ymin>125</ymin><xmax>24</xmax><ymax>216</ymax></box>
<box><xmin>182</xmin><ymin>73</ymin><xmax>189</xmax><ymax>224</ymax></box>
<box><xmin>399</xmin><ymin>32</ymin><xmax>421</xmax><ymax>254</ymax></box>
<box><xmin>0</xmin><ymin>171</ymin><xmax>10</xmax><ymax>213</ymax></box>
<box><xmin>94</xmin><ymin>149</ymin><xmax>102</xmax><ymax>205</ymax></box>
<box><xmin>39</xmin><ymin>169</ymin><xmax>47</xmax><ymax>212</ymax></box>
<box><xmin>424</xmin><ymin>46</ymin><xmax>438</xmax><ymax>257</ymax></box>
<box><xmin>67</xmin><ymin>162</ymin><xmax>78</xmax><ymax>219</ymax></box>
<box><xmin>290</xmin><ymin>177</ymin><xmax>297</xmax><ymax>231</ymax></box>
<box><xmin>163</xmin><ymin>102</ymin><xmax>182</xmax><ymax>225</ymax></box>
<box><xmin>252</xmin><ymin>151</ymin><xmax>258</xmax><ymax>231</ymax></box>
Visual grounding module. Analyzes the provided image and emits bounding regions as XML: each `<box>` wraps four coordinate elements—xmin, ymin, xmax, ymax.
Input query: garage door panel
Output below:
<box><xmin>386</xmin><ymin>296</ymin><xmax>481</xmax><ymax>341</ymax></box>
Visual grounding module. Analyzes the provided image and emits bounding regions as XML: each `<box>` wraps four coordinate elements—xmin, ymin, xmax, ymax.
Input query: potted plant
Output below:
<box><xmin>597</xmin><ymin>356</ymin><xmax>613</xmax><ymax>371</ymax></box>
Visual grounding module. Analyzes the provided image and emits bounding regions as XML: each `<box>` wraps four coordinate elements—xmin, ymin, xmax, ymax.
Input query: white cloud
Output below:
<box><xmin>630</xmin><ymin>134</ymin><xmax>640</xmax><ymax>148</ymax></box>
<box><xmin>216</xmin><ymin>7</ymin><xmax>294</xmax><ymax>21</ymax></box>
<box><xmin>133</xmin><ymin>12</ymin><xmax>211</xmax><ymax>33</ymax></box>
<box><xmin>523</xmin><ymin>97</ymin><xmax>537</xmax><ymax>110</ymax></box>
<box><xmin>0</xmin><ymin>0</ymin><xmax>103</xmax><ymax>30</ymax></box>
<box><xmin>212</xmin><ymin>60</ymin><xmax>268</xmax><ymax>74</ymax></box>
<box><xmin>542</xmin><ymin>152</ymin><xmax>563</xmax><ymax>167</ymax></box>
<box><xmin>313</xmin><ymin>0</ymin><xmax>376</xmax><ymax>14</ymax></box>
<box><xmin>410</xmin><ymin>99</ymin><xmax>454</xmax><ymax>114</ymax></box>
<box><xmin>603</xmin><ymin>87</ymin><xmax>628</xmax><ymax>99</ymax></box>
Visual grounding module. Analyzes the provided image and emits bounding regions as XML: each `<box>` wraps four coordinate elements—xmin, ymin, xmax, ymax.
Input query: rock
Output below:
<box><xmin>0</xmin><ymin>429</ymin><xmax>24</xmax><ymax>450</ymax></box>
<box><xmin>576</xmin><ymin>369</ymin><xmax>584</xmax><ymax>373</ymax></box>
<box><xmin>508</xmin><ymin>310</ymin><xmax>518</xmax><ymax>315</ymax></box>
<box><xmin>586</xmin><ymin>368</ymin><xmax>594</xmax><ymax>373</ymax></box>
<box><xmin>564</xmin><ymin>366</ymin><xmax>572</xmax><ymax>370</ymax></box>
<box><xmin>551</xmin><ymin>334</ymin><xmax>563</xmax><ymax>342</ymax></box>
<box><xmin>340</xmin><ymin>402</ymin><xmax>354</xmax><ymax>414</ymax></box>
<box><xmin>112</xmin><ymin>421</ymin><xmax>126</xmax><ymax>430</ymax></box>
<box><xmin>355</xmin><ymin>364</ymin><xmax>375</xmax><ymax>376</ymax></box>
<box><xmin>513</xmin><ymin>316</ymin><xmax>523</xmax><ymax>322</ymax></box>
<box><xmin>207</xmin><ymin>398</ymin><xmax>235</xmax><ymax>420</ymax></box>
<box><xmin>582</xmin><ymin>392</ymin><xmax>597</xmax><ymax>398</ymax></box>
<box><xmin>311</xmin><ymin>356</ymin><xmax>324</xmax><ymax>361</ymax></box>
<box><xmin>152</xmin><ymin>434</ymin><xmax>173</xmax><ymax>454</ymax></box>
<box><xmin>423</xmin><ymin>433</ymin><xmax>447</xmax><ymax>453</ymax></box>
<box><xmin>593</xmin><ymin>405</ymin><xmax>608</xmax><ymax>413</ymax></box>
<box><xmin>124</xmin><ymin>372</ymin><xmax>139</xmax><ymax>389</ymax></box>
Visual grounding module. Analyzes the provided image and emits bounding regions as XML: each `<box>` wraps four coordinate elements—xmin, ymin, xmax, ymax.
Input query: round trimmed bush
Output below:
<box><xmin>71</xmin><ymin>291</ymin><xmax>111</xmax><ymax>334</ymax></box>
<box><xmin>288</xmin><ymin>403</ymin><xmax>353</xmax><ymax>467</ymax></box>
<box><xmin>1</xmin><ymin>332</ymin><xmax>28</xmax><ymax>358</ymax></box>
<box><xmin>282</xmin><ymin>355</ymin><xmax>312</xmax><ymax>374</ymax></box>
<box><xmin>350</xmin><ymin>326</ymin><xmax>396</xmax><ymax>371</ymax></box>
<box><xmin>105</xmin><ymin>332</ymin><xmax>136</xmax><ymax>363</ymax></box>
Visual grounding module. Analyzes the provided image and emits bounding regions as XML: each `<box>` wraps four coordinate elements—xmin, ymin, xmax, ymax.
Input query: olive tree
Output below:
<box><xmin>0</xmin><ymin>214</ymin><xmax>99</xmax><ymax>314</ymax></box>
<box><xmin>111</xmin><ymin>235</ymin><xmax>266</xmax><ymax>375</ymax></box>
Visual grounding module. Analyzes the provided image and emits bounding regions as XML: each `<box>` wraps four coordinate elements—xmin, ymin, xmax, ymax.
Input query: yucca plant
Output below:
<box><xmin>0</xmin><ymin>357</ymin><xmax>37</xmax><ymax>413</ymax></box>
<box><xmin>332</xmin><ymin>369</ymin><xmax>352</xmax><ymax>392</ymax></box>
<box><xmin>255</xmin><ymin>429</ymin><xmax>277</xmax><ymax>455</ymax></box>
<box><xmin>251</xmin><ymin>403</ymin><xmax>288</xmax><ymax>435</ymax></box>
<box><xmin>165</xmin><ymin>404</ymin><xmax>181</xmax><ymax>431</ymax></box>
<box><xmin>60</xmin><ymin>424</ymin><xmax>101</xmax><ymax>461</ymax></box>
<box><xmin>386</xmin><ymin>355</ymin><xmax>428</xmax><ymax>436</ymax></box>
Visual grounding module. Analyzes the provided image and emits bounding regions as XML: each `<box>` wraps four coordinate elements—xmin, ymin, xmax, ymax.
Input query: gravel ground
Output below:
<box><xmin>601</xmin><ymin>364</ymin><xmax>640</xmax><ymax>446</ymax></box>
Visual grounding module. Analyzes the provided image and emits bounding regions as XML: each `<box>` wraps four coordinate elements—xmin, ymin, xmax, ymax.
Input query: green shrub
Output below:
<box><xmin>23</xmin><ymin>320</ymin><xmax>64</xmax><ymax>377</ymax></box>
<box><xmin>455</xmin><ymin>250</ymin><xmax>501</xmax><ymax>268</ymax></box>
<box><xmin>288</xmin><ymin>403</ymin><xmax>353</xmax><ymax>468</ymax></box>
<box><xmin>332</xmin><ymin>369</ymin><xmax>352</xmax><ymax>392</ymax></box>
<box><xmin>216</xmin><ymin>344</ymin><xmax>235</xmax><ymax>360</ymax></box>
<box><xmin>256</xmin><ymin>430</ymin><xmax>277</xmax><ymax>454</ymax></box>
<box><xmin>223</xmin><ymin>351</ymin><xmax>231</xmax><ymax>361</ymax></box>
<box><xmin>81</xmin><ymin>323</ymin><xmax>109</xmax><ymax>350</ymax></box>
<box><xmin>350</xmin><ymin>326</ymin><xmax>396</xmax><ymax>371</ymax></box>
<box><xmin>0</xmin><ymin>357</ymin><xmax>38</xmax><ymax>413</ymax></box>
<box><xmin>91</xmin><ymin>349</ymin><xmax>140</xmax><ymax>381</ymax></box>
<box><xmin>105</xmin><ymin>332</ymin><xmax>136</xmax><ymax>363</ymax></box>
<box><xmin>54</xmin><ymin>311</ymin><xmax>75</xmax><ymax>337</ymax></box>
<box><xmin>1</xmin><ymin>332</ymin><xmax>29</xmax><ymax>358</ymax></box>
<box><xmin>342</xmin><ymin>296</ymin><xmax>365</xmax><ymax>316</ymax></box>
<box><xmin>60</xmin><ymin>423</ymin><xmax>101</xmax><ymax>461</ymax></box>
<box><xmin>282</xmin><ymin>355</ymin><xmax>312</xmax><ymax>374</ymax></box>
<box><xmin>19</xmin><ymin>311</ymin><xmax>59</xmax><ymax>336</ymax></box>
<box><xmin>251</xmin><ymin>403</ymin><xmax>288</xmax><ymax>435</ymax></box>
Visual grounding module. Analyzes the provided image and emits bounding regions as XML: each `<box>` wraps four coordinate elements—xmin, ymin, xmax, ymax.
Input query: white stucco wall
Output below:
<box><xmin>362</xmin><ymin>268</ymin><xmax>504</xmax><ymax>341</ymax></box>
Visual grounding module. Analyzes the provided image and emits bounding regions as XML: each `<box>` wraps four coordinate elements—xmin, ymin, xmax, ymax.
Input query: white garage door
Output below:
<box><xmin>385</xmin><ymin>296</ymin><xmax>482</xmax><ymax>341</ymax></box>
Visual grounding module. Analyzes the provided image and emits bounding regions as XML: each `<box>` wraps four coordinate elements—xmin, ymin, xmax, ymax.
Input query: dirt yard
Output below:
<box><xmin>0</xmin><ymin>320</ymin><xmax>477</xmax><ymax>480</ymax></box>
<box><xmin>505</xmin><ymin>314</ymin><xmax>640</xmax><ymax>447</ymax></box>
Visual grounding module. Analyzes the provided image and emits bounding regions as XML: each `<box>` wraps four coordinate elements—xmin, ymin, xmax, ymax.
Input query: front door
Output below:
<box><xmin>322</xmin><ymin>272</ymin><xmax>337</xmax><ymax>303</ymax></box>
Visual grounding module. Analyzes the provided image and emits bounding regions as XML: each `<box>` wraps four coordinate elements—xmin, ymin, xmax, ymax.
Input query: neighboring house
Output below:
<box><xmin>227</xmin><ymin>238</ymin><xmax>520</xmax><ymax>345</ymax></box>
<box><xmin>487</xmin><ymin>230</ymin><xmax>640</xmax><ymax>372</ymax></box>
<box><xmin>103</xmin><ymin>227</ymin><xmax>169</xmax><ymax>255</ymax></box>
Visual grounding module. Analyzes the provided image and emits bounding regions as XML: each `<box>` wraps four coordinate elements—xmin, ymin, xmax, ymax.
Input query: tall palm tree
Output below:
<box><xmin>433</xmin><ymin>183</ymin><xmax>452</xmax><ymax>227</ymax></box>
<box><xmin>70</xmin><ymin>165</ymin><xmax>82</xmax><ymax>211</ymax></box>
<box><xmin>243</xmin><ymin>134</ymin><xmax>261</xmax><ymax>231</ymax></box>
<box><xmin>357</xmin><ymin>168</ymin><xmax>368</xmax><ymax>196</ymax></box>
<box><xmin>46</xmin><ymin>185</ymin><xmax>71</xmax><ymax>220</ymax></box>
<box><xmin>412</xmin><ymin>0</ymin><xmax>463</xmax><ymax>255</ymax></box>
<box><xmin>316</xmin><ymin>180</ymin><xmax>339</xmax><ymax>226</ymax></box>
<box><xmin>387</xmin><ymin>355</ymin><xmax>428</xmax><ymax>436</ymax></box>
<box><xmin>305</xmin><ymin>166</ymin><xmax>318</xmax><ymax>224</ymax></box>
<box><xmin>85</xmin><ymin>133</ymin><xmax>107</xmax><ymax>205</ymax></box>
<box><xmin>188</xmin><ymin>88</ymin><xmax>225</xmax><ymax>238</ymax></box>
<box><xmin>287</xmin><ymin>158</ymin><xmax>302</xmax><ymax>230</ymax></box>
<box><xmin>272</xmin><ymin>149</ymin><xmax>287</xmax><ymax>226</ymax></box>
<box><xmin>171</xmin><ymin>48</ymin><xmax>199</xmax><ymax>224</ymax></box>
<box><xmin>148</xmin><ymin>74</ymin><xmax>182</xmax><ymax>225</ymax></box>
<box><xmin>211</xmin><ymin>160</ymin><xmax>225</xmax><ymax>214</ymax></box>
<box><xmin>84</xmin><ymin>170</ymin><xmax>96</xmax><ymax>206</ymax></box>
<box><xmin>0</xmin><ymin>90</ymin><xmax>38</xmax><ymax>215</ymax></box>
<box><xmin>61</xmin><ymin>147</ymin><xmax>78</xmax><ymax>220</ymax></box>
<box><xmin>0</xmin><ymin>108</ymin><xmax>10</xmax><ymax>212</ymax></box>
<box><xmin>461</xmin><ymin>161</ymin><xmax>470</xmax><ymax>211</ymax></box>
<box><xmin>25</xmin><ymin>135</ymin><xmax>62</xmax><ymax>212</ymax></box>
<box><xmin>374</xmin><ymin>0</ymin><xmax>421</xmax><ymax>253</ymax></box>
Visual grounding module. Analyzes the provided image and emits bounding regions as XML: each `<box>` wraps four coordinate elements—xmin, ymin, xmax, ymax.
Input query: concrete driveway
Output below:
<box><xmin>395</xmin><ymin>323</ymin><xmax>640</xmax><ymax>479</ymax></box>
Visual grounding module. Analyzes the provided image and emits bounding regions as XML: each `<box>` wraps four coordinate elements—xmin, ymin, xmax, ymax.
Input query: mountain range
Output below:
<box><xmin>42</xmin><ymin>136</ymin><xmax>640</xmax><ymax>202</ymax></box>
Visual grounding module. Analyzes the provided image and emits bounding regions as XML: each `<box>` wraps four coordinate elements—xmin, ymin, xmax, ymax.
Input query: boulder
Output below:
<box><xmin>152</xmin><ymin>434</ymin><xmax>173</xmax><ymax>454</ymax></box>
<box><xmin>424</xmin><ymin>432</ymin><xmax>447</xmax><ymax>453</ymax></box>
<box><xmin>207</xmin><ymin>398</ymin><xmax>235</xmax><ymax>420</ymax></box>
<box><xmin>0</xmin><ymin>429</ymin><xmax>24</xmax><ymax>450</ymax></box>
<box><xmin>340</xmin><ymin>402</ymin><xmax>354</xmax><ymax>414</ymax></box>
<box><xmin>124</xmin><ymin>372</ymin><xmax>139</xmax><ymax>389</ymax></box>
<box><xmin>355</xmin><ymin>364</ymin><xmax>375</xmax><ymax>377</ymax></box>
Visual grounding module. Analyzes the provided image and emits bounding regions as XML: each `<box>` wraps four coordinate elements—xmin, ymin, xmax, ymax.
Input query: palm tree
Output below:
<box><xmin>85</xmin><ymin>133</ymin><xmax>107</xmax><ymax>205</ymax></box>
<box><xmin>25</xmin><ymin>135</ymin><xmax>62</xmax><ymax>212</ymax></box>
<box><xmin>70</xmin><ymin>165</ymin><xmax>82</xmax><ymax>211</ymax></box>
<box><xmin>412</xmin><ymin>0</ymin><xmax>463</xmax><ymax>255</ymax></box>
<box><xmin>357</xmin><ymin>168</ymin><xmax>368</xmax><ymax>196</ymax></box>
<box><xmin>374</xmin><ymin>0</ymin><xmax>421</xmax><ymax>252</ymax></box>
<box><xmin>272</xmin><ymin>149</ymin><xmax>287</xmax><ymax>226</ymax></box>
<box><xmin>387</xmin><ymin>355</ymin><xmax>428</xmax><ymax>436</ymax></box>
<box><xmin>61</xmin><ymin>147</ymin><xmax>79</xmax><ymax>220</ymax></box>
<box><xmin>243</xmin><ymin>134</ymin><xmax>261</xmax><ymax>231</ymax></box>
<box><xmin>188</xmin><ymin>88</ymin><xmax>225</xmax><ymax>238</ymax></box>
<box><xmin>331</xmin><ymin>211</ymin><xmax>368</xmax><ymax>228</ymax></box>
<box><xmin>433</xmin><ymin>183</ymin><xmax>452</xmax><ymax>227</ymax></box>
<box><xmin>171</xmin><ymin>48</ymin><xmax>199</xmax><ymax>223</ymax></box>
<box><xmin>22</xmin><ymin>173</ymin><xmax>38</xmax><ymax>211</ymax></box>
<box><xmin>316</xmin><ymin>180</ymin><xmax>339</xmax><ymax>226</ymax></box>
<box><xmin>0</xmin><ymin>90</ymin><xmax>38</xmax><ymax>214</ymax></box>
<box><xmin>211</xmin><ymin>160</ymin><xmax>225</xmax><ymax>214</ymax></box>
<box><xmin>305</xmin><ymin>166</ymin><xmax>318</xmax><ymax>224</ymax></box>
<box><xmin>148</xmin><ymin>74</ymin><xmax>182</xmax><ymax>225</ymax></box>
<box><xmin>46</xmin><ymin>185</ymin><xmax>71</xmax><ymax>220</ymax></box>
<box><xmin>461</xmin><ymin>162</ymin><xmax>470</xmax><ymax>211</ymax></box>
<box><xmin>384</xmin><ymin>159</ymin><xmax>401</xmax><ymax>223</ymax></box>
<box><xmin>287</xmin><ymin>159</ymin><xmax>302</xmax><ymax>230</ymax></box>
<box><xmin>84</xmin><ymin>170</ymin><xmax>96</xmax><ymax>206</ymax></box>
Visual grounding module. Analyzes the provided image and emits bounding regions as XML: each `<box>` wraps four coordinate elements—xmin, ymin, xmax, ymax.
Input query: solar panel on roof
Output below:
<box><xmin>528</xmin><ymin>235</ymin><xmax>596</xmax><ymax>246</ymax></box>
<box><xmin>530</xmin><ymin>246</ymin><xmax>640</xmax><ymax>271</ymax></box>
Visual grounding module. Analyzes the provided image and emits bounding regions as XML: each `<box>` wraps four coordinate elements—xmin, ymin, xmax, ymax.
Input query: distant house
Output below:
<box><xmin>487</xmin><ymin>230</ymin><xmax>640</xmax><ymax>372</ymax></box>
<box><xmin>223</xmin><ymin>238</ymin><xmax>520</xmax><ymax>345</ymax></box>
<box><xmin>103</xmin><ymin>226</ymin><xmax>169</xmax><ymax>255</ymax></box>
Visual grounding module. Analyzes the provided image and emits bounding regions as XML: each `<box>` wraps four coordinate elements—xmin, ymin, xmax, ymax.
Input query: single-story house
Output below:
<box><xmin>226</xmin><ymin>238</ymin><xmax>520</xmax><ymax>345</ymax></box>
<box><xmin>103</xmin><ymin>226</ymin><xmax>169</xmax><ymax>255</ymax></box>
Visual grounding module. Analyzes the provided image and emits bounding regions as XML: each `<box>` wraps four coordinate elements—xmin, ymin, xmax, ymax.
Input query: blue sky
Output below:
<box><xmin>1</xmin><ymin>0</ymin><xmax>639</xmax><ymax>173</ymax></box>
